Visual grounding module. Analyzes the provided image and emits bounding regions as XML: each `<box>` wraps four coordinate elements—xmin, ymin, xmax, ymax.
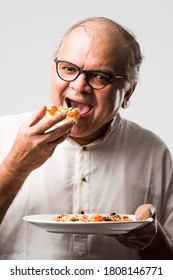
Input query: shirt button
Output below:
<box><xmin>81</xmin><ymin>177</ymin><xmax>86</xmax><ymax>182</ymax></box>
<box><xmin>82</xmin><ymin>146</ymin><xmax>86</xmax><ymax>151</ymax></box>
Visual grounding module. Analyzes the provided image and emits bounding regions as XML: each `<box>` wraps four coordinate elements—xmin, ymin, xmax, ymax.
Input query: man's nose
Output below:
<box><xmin>69</xmin><ymin>73</ymin><xmax>91</xmax><ymax>93</ymax></box>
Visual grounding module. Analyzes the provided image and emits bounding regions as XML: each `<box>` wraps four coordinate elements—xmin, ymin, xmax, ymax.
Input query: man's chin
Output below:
<box><xmin>69</xmin><ymin>127</ymin><xmax>93</xmax><ymax>145</ymax></box>
<box><xmin>70</xmin><ymin>123</ymin><xmax>88</xmax><ymax>136</ymax></box>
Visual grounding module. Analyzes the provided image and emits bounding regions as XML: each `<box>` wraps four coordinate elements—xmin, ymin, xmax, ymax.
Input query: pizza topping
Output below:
<box><xmin>45</xmin><ymin>106</ymin><xmax>80</xmax><ymax>121</ymax></box>
<box><xmin>52</xmin><ymin>213</ymin><xmax>132</xmax><ymax>223</ymax></box>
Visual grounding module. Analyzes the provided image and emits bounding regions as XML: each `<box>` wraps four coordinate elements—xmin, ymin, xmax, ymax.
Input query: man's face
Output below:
<box><xmin>50</xmin><ymin>27</ymin><xmax>128</xmax><ymax>143</ymax></box>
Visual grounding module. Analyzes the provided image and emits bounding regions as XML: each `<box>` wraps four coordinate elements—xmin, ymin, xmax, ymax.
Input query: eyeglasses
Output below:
<box><xmin>54</xmin><ymin>59</ymin><xmax>126</xmax><ymax>90</ymax></box>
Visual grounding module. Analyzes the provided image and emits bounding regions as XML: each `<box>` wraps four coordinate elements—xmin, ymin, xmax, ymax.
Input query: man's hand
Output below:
<box><xmin>2</xmin><ymin>105</ymin><xmax>75</xmax><ymax>175</ymax></box>
<box><xmin>0</xmin><ymin>105</ymin><xmax>76</xmax><ymax>223</ymax></box>
<box><xmin>115</xmin><ymin>204</ymin><xmax>157</xmax><ymax>250</ymax></box>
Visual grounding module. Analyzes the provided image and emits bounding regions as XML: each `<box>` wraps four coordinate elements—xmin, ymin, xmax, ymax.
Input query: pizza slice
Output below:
<box><xmin>45</xmin><ymin>105</ymin><xmax>80</xmax><ymax>122</ymax></box>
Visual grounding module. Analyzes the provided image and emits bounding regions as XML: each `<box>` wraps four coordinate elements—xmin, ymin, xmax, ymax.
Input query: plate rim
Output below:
<box><xmin>23</xmin><ymin>214</ymin><xmax>153</xmax><ymax>225</ymax></box>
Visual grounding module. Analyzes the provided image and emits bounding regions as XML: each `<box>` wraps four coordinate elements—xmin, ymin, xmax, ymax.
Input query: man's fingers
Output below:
<box><xmin>24</xmin><ymin>106</ymin><xmax>70</xmax><ymax>135</ymax></box>
<box><xmin>36</xmin><ymin>112</ymin><xmax>69</xmax><ymax>134</ymax></box>
<box><xmin>26</xmin><ymin>106</ymin><xmax>47</xmax><ymax>127</ymax></box>
<box><xmin>45</xmin><ymin>124</ymin><xmax>73</xmax><ymax>142</ymax></box>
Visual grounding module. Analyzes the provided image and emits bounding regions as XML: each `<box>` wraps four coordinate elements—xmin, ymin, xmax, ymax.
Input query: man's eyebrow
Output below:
<box><xmin>90</xmin><ymin>68</ymin><xmax>114</xmax><ymax>76</ymax></box>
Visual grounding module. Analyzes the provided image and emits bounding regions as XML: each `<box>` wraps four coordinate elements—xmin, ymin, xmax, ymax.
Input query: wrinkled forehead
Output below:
<box><xmin>58</xmin><ymin>23</ymin><xmax>128</xmax><ymax>69</ymax></box>
<box><xmin>62</xmin><ymin>21</ymin><xmax>126</xmax><ymax>52</ymax></box>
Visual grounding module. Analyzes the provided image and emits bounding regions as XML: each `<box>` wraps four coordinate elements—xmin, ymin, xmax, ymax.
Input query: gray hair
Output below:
<box><xmin>57</xmin><ymin>17</ymin><xmax>143</xmax><ymax>84</ymax></box>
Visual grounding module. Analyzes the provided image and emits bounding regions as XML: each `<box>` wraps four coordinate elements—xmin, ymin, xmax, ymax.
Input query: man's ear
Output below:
<box><xmin>121</xmin><ymin>83</ymin><xmax>137</xmax><ymax>109</ymax></box>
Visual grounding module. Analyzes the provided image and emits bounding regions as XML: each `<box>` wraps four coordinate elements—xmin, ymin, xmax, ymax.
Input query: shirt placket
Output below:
<box><xmin>72</xmin><ymin>145</ymin><xmax>90</xmax><ymax>256</ymax></box>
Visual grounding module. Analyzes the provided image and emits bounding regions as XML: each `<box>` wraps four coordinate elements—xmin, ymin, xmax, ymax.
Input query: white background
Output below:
<box><xmin>0</xmin><ymin>0</ymin><xmax>172</xmax><ymax>152</ymax></box>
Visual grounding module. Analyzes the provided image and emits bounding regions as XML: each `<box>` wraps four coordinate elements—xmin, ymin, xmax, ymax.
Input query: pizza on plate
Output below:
<box><xmin>52</xmin><ymin>213</ymin><xmax>132</xmax><ymax>223</ymax></box>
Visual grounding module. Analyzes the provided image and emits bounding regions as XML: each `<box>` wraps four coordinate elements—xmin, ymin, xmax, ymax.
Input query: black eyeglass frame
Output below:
<box><xmin>54</xmin><ymin>59</ymin><xmax>127</xmax><ymax>90</ymax></box>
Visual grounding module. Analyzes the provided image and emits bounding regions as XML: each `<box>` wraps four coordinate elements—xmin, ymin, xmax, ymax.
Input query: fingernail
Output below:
<box><xmin>136</xmin><ymin>213</ymin><xmax>144</xmax><ymax>220</ymax></box>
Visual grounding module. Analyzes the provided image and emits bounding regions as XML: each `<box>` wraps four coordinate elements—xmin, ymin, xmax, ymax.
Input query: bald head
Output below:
<box><xmin>56</xmin><ymin>17</ymin><xmax>143</xmax><ymax>84</ymax></box>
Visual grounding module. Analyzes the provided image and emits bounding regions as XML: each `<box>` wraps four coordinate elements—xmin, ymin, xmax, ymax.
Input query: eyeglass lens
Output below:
<box><xmin>56</xmin><ymin>61</ymin><xmax>111</xmax><ymax>89</ymax></box>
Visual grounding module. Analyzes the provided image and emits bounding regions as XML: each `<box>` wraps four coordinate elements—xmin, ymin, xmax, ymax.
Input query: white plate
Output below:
<box><xmin>23</xmin><ymin>214</ymin><xmax>153</xmax><ymax>235</ymax></box>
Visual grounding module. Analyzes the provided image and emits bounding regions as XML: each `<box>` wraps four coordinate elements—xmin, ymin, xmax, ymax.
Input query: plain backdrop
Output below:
<box><xmin>0</xmin><ymin>0</ymin><xmax>172</xmax><ymax>152</ymax></box>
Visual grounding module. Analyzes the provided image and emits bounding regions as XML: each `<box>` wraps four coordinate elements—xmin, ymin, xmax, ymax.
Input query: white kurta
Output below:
<box><xmin>0</xmin><ymin>112</ymin><xmax>172</xmax><ymax>259</ymax></box>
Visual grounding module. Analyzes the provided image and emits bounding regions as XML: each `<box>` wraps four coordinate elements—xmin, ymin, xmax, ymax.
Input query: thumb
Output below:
<box><xmin>135</xmin><ymin>204</ymin><xmax>156</xmax><ymax>221</ymax></box>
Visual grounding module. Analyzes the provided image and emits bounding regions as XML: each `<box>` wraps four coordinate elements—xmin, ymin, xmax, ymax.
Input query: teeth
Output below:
<box><xmin>66</xmin><ymin>98</ymin><xmax>80</xmax><ymax>108</ymax></box>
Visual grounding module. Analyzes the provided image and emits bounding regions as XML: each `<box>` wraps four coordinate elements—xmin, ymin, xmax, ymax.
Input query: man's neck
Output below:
<box><xmin>70</xmin><ymin>121</ymin><xmax>112</xmax><ymax>146</ymax></box>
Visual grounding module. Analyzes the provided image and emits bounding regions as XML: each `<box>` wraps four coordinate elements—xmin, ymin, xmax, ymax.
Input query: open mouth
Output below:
<box><xmin>66</xmin><ymin>98</ymin><xmax>93</xmax><ymax>118</ymax></box>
